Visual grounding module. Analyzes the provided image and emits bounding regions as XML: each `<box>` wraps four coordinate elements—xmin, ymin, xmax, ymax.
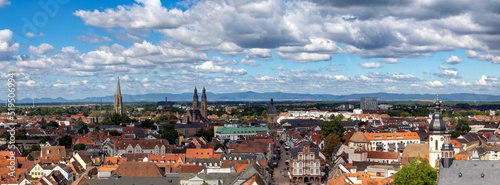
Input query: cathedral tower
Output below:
<box><xmin>201</xmin><ymin>87</ymin><xmax>208</xmax><ymax>118</ymax></box>
<box><xmin>114</xmin><ymin>77</ymin><xmax>123</xmax><ymax>114</ymax></box>
<box><xmin>429</xmin><ymin>95</ymin><xmax>446</xmax><ymax>168</ymax></box>
<box><xmin>192</xmin><ymin>87</ymin><xmax>199</xmax><ymax>110</ymax></box>
<box><xmin>267</xmin><ymin>98</ymin><xmax>278</xmax><ymax>135</ymax></box>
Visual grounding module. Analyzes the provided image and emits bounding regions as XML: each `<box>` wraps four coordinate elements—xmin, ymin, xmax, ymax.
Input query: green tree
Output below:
<box><xmin>107</xmin><ymin>130</ymin><xmax>122</xmax><ymax>136</ymax></box>
<box><xmin>93</xmin><ymin>125</ymin><xmax>100</xmax><ymax>132</ymax></box>
<box><xmin>323</xmin><ymin>133</ymin><xmax>341</xmax><ymax>160</ymax></box>
<box><xmin>335</xmin><ymin>114</ymin><xmax>344</xmax><ymax>121</ymax></box>
<box><xmin>73</xmin><ymin>144</ymin><xmax>86</xmax><ymax>151</ymax></box>
<box><xmin>400</xmin><ymin>112</ymin><xmax>412</xmax><ymax>117</ymax></box>
<box><xmin>455</xmin><ymin>118</ymin><xmax>471</xmax><ymax>134</ymax></box>
<box><xmin>168</xmin><ymin>114</ymin><xmax>178</xmax><ymax>120</ymax></box>
<box><xmin>153</xmin><ymin>114</ymin><xmax>169</xmax><ymax>123</ymax></box>
<box><xmin>160</xmin><ymin>123</ymin><xmax>178</xmax><ymax>144</ymax></box>
<box><xmin>100</xmin><ymin>118</ymin><xmax>112</xmax><ymax>125</ymax></box>
<box><xmin>393</xmin><ymin>158</ymin><xmax>437</xmax><ymax>185</ymax></box>
<box><xmin>31</xmin><ymin>144</ymin><xmax>41</xmax><ymax>151</ymax></box>
<box><xmin>47</xmin><ymin>121</ymin><xmax>59</xmax><ymax>127</ymax></box>
<box><xmin>357</xmin><ymin>121</ymin><xmax>368</xmax><ymax>127</ymax></box>
<box><xmin>22</xmin><ymin>144</ymin><xmax>41</xmax><ymax>157</ymax></box>
<box><xmin>78</xmin><ymin>125</ymin><xmax>89</xmax><ymax>134</ymax></box>
<box><xmin>451</xmin><ymin>130</ymin><xmax>461</xmax><ymax>138</ymax></box>
<box><xmin>195</xmin><ymin>127</ymin><xmax>215</xmax><ymax>142</ymax></box>
<box><xmin>449</xmin><ymin>117</ymin><xmax>457</xmax><ymax>125</ymax></box>
<box><xmin>321</xmin><ymin>120</ymin><xmax>345</xmax><ymax>139</ymax></box>
<box><xmin>58</xmin><ymin>135</ymin><xmax>72</xmax><ymax>149</ymax></box>
<box><xmin>40</xmin><ymin>136</ymin><xmax>52</xmax><ymax>143</ymax></box>
<box><xmin>328</xmin><ymin>114</ymin><xmax>336</xmax><ymax>120</ymax></box>
<box><xmin>15</xmin><ymin>132</ymin><xmax>27</xmax><ymax>140</ymax></box>
<box><xmin>137</xmin><ymin>119</ymin><xmax>157</xmax><ymax>130</ymax></box>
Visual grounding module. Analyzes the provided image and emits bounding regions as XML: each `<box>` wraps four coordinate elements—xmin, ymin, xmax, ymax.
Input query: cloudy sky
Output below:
<box><xmin>1</xmin><ymin>0</ymin><xmax>500</xmax><ymax>100</ymax></box>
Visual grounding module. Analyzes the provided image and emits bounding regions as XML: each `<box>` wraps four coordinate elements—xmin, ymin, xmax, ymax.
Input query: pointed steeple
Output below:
<box><xmin>193</xmin><ymin>86</ymin><xmax>198</xmax><ymax>99</ymax></box>
<box><xmin>116</xmin><ymin>77</ymin><xmax>121</xmax><ymax>96</ymax></box>
<box><xmin>192</xmin><ymin>87</ymin><xmax>199</xmax><ymax>109</ymax></box>
<box><xmin>202</xmin><ymin>86</ymin><xmax>207</xmax><ymax>100</ymax></box>
<box><xmin>200</xmin><ymin>86</ymin><xmax>208</xmax><ymax>118</ymax></box>
<box><xmin>114</xmin><ymin>77</ymin><xmax>123</xmax><ymax>114</ymax></box>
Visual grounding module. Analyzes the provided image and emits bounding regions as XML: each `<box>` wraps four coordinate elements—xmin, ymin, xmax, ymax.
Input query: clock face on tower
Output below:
<box><xmin>441</xmin><ymin>137</ymin><xmax>444</xmax><ymax>141</ymax></box>
<box><xmin>431</xmin><ymin>137</ymin><xmax>433</xmax><ymax>141</ymax></box>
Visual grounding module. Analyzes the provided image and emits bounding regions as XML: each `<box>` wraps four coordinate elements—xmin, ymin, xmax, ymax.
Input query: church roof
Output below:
<box><xmin>401</xmin><ymin>144</ymin><xmax>429</xmax><ymax>158</ymax></box>
<box><xmin>349</xmin><ymin>131</ymin><xmax>369</xmax><ymax>143</ymax></box>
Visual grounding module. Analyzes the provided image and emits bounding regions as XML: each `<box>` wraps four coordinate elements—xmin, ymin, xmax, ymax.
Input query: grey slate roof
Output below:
<box><xmin>340</xmin><ymin>121</ymin><xmax>357</xmax><ymax>128</ymax></box>
<box><xmin>174</xmin><ymin>123</ymin><xmax>203</xmax><ymax>129</ymax></box>
<box><xmin>86</xmin><ymin>176</ymin><xmax>180</xmax><ymax>185</ymax></box>
<box><xmin>165</xmin><ymin>172</ymin><xmax>239</xmax><ymax>185</ymax></box>
<box><xmin>488</xmin><ymin>134</ymin><xmax>500</xmax><ymax>143</ymax></box>
<box><xmin>439</xmin><ymin>160</ymin><xmax>500</xmax><ymax>185</ymax></box>
<box><xmin>230</xmin><ymin>162</ymin><xmax>270</xmax><ymax>185</ymax></box>
<box><xmin>281</xmin><ymin>119</ymin><xmax>322</xmax><ymax>128</ymax></box>
<box><xmin>186</xmin><ymin>158</ymin><xmax>221</xmax><ymax>165</ymax></box>
<box><xmin>221</xmin><ymin>153</ymin><xmax>265</xmax><ymax>160</ymax></box>
<box><xmin>291</xmin><ymin>141</ymin><xmax>319</xmax><ymax>159</ymax></box>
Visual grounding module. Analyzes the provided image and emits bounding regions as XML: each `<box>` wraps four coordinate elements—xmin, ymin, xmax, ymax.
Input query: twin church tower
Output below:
<box><xmin>113</xmin><ymin>77</ymin><xmax>208</xmax><ymax>123</ymax></box>
<box><xmin>182</xmin><ymin>86</ymin><xmax>208</xmax><ymax>123</ymax></box>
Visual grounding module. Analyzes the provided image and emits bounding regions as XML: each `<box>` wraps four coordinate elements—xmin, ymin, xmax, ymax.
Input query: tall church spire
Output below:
<box><xmin>202</xmin><ymin>86</ymin><xmax>207</xmax><ymax>100</ymax></box>
<box><xmin>201</xmin><ymin>86</ymin><xmax>208</xmax><ymax>118</ymax></box>
<box><xmin>114</xmin><ymin>77</ymin><xmax>123</xmax><ymax>114</ymax></box>
<box><xmin>192</xmin><ymin>87</ymin><xmax>199</xmax><ymax>109</ymax></box>
<box><xmin>116</xmin><ymin>77</ymin><xmax>121</xmax><ymax>96</ymax></box>
<box><xmin>429</xmin><ymin>94</ymin><xmax>447</xmax><ymax>168</ymax></box>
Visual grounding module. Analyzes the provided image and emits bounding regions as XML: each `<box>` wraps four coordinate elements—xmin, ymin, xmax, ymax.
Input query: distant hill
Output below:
<box><xmin>7</xmin><ymin>92</ymin><xmax>500</xmax><ymax>103</ymax></box>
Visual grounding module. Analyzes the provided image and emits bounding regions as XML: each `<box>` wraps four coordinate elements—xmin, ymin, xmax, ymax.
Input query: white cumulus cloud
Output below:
<box><xmin>445</xmin><ymin>55</ymin><xmax>463</xmax><ymax>64</ymax></box>
<box><xmin>29</xmin><ymin>43</ymin><xmax>57</xmax><ymax>55</ymax></box>
<box><xmin>360</xmin><ymin>62</ymin><xmax>381</xmax><ymax>69</ymax></box>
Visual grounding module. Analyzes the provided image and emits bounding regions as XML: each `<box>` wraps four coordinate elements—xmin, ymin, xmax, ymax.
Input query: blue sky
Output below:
<box><xmin>0</xmin><ymin>0</ymin><xmax>500</xmax><ymax>99</ymax></box>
